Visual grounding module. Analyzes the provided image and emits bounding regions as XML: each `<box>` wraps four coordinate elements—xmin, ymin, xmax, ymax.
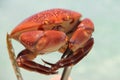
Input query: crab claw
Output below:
<box><xmin>41</xmin><ymin>48</ymin><xmax>73</xmax><ymax>67</ymax></box>
<box><xmin>42</xmin><ymin>38</ymin><xmax>94</xmax><ymax>71</ymax></box>
<box><xmin>16</xmin><ymin>49</ymin><xmax>58</xmax><ymax>75</ymax></box>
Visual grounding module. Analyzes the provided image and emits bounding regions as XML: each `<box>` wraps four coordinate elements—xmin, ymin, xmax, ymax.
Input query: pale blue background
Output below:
<box><xmin>0</xmin><ymin>0</ymin><xmax>120</xmax><ymax>80</ymax></box>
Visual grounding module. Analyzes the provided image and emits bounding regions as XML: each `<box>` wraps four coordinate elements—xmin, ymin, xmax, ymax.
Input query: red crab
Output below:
<box><xmin>9</xmin><ymin>8</ymin><xmax>94</xmax><ymax>75</ymax></box>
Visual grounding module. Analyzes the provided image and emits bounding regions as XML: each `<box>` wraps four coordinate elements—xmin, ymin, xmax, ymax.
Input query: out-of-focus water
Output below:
<box><xmin>0</xmin><ymin>0</ymin><xmax>120</xmax><ymax>80</ymax></box>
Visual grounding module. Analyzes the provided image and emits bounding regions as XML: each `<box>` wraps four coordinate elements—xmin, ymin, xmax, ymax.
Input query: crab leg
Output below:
<box><xmin>53</xmin><ymin>38</ymin><xmax>94</xmax><ymax>68</ymax></box>
<box><xmin>43</xmin><ymin>38</ymin><xmax>94</xmax><ymax>71</ymax></box>
<box><xmin>16</xmin><ymin>49</ymin><xmax>57</xmax><ymax>75</ymax></box>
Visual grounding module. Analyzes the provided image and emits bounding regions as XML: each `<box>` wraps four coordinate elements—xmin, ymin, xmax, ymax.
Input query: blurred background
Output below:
<box><xmin>0</xmin><ymin>0</ymin><xmax>120</xmax><ymax>80</ymax></box>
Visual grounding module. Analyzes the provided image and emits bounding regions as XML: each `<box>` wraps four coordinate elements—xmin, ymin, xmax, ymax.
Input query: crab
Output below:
<box><xmin>8</xmin><ymin>8</ymin><xmax>94</xmax><ymax>75</ymax></box>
